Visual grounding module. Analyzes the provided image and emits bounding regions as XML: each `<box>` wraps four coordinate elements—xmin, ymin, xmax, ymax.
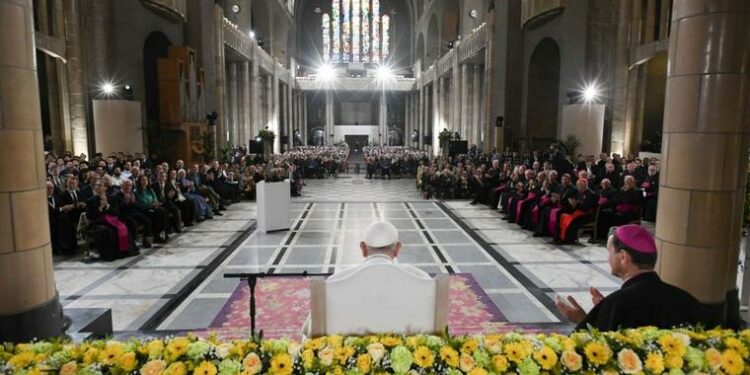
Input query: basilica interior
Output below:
<box><xmin>2</xmin><ymin>0</ymin><xmax>750</xmax><ymax>372</ymax></box>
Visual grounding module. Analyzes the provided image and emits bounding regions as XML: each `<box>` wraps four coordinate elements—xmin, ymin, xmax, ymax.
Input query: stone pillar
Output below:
<box><xmin>461</xmin><ymin>64</ymin><xmax>471</xmax><ymax>145</ymax></box>
<box><xmin>63</xmin><ymin>0</ymin><xmax>88</xmax><ymax>155</ymax></box>
<box><xmin>0</xmin><ymin>0</ymin><xmax>63</xmax><ymax>342</ymax></box>
<box><xmin>655</xmin><ymin>0</ymin><xmax>750</xmax><ymax>327</ymax></box>
<box><xmin>379</xmin><ymin>92</ymin><xmax>387</xmax><ymax>145</ymax></box>
<box><xmin>228</xmin><ymin>63</ymin><xmax>239</xmax><ymax>145</ymax></box>
<box><xmin>325</xmin><ymin>90</ymin><xmax>334</xmax><ymax>145</ymax></box>
<box><xmin>472</xmin><ymin>65</ymin><xmax>482</xmax><ymax>146</ymax></box>
<box><xmin>272</xmin><ymin>72</ymin><xmax>280</xmax><ymax>153</ymax></box>
<box><xmin>287</xmin><ymin>84</ymin><xmax>293</xmax><ymax>151</ymax></box>
<box><xmin>418</xmin><ymin>86</ymin><xmax>425</xmax><ymax>149</ymax></box>
<box><xmin>452</xmin><ymin>59</ymin><xmax>461</xmax><ymax>135</ymax></box>
<box><xmin>250</xmin><ymin>59</ymin><xmax>260</xmax><ymax>138</ymax></box>
<box><xmin>432</xmin><ymin>82</ymin><xmax>440</xmax><ymax>154</ymax></box>
<box><xmin>265</xmin><ymin>74</ymin><xmax>273</xmax><ymax>129</ymax></box>
<box><xmin>240</xmin><ymin>61</ymin><xmax>251</xmax><ymax>148</ymax></box>
<box><xmin>214</xmin><ymin>6</ymin><xmax>227</xmax><ymax>152</ymax></box>
<box><xmin>438</xmin><ymin>77</ymin><xmax>446</xmax><ymax>131</ymax></box>
<box><xmin>303</xmin><ymin>93</ymin><xmax>308</xmax><ymax>145</ymax></box>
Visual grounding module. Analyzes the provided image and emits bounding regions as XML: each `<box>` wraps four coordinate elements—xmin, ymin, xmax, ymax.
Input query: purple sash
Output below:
<box><xmin>103</xmin><ymin>214</ymin><xmax>130</xmax><ymax>252</ymax></box>
<box><xmin>548</xmin><ymin>207</ymin><xmax>561</xmax><ymax>235</ymax></box>
<box><xmin>598</xmin><ymin>197</ymin><xmax>609</xmax><ymax>206</ymax></box>
<box><xmin>515</xmin><ymin>193</ymin><xmax>537</xmax><ymax>223</ymax></box>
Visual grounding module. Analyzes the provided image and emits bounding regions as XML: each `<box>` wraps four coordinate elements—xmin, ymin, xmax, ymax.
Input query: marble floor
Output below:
<box><xmin>54</xmin><ymin>173</ymin><xmax>619</xmax><ymax>336</ymax></box>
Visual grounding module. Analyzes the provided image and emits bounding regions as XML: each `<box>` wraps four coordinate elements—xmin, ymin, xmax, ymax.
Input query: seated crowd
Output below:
<box><xmin>418</xmin><ymin>145</ymin><xmax>660</xmax><ymax>244</ymax></box>
<box><xmin>277</xmin><ymin>145</ymin><xmax>350</xmax><ymax>179</ymax></box>
<box><xmin>45</xmin><ymin>149</ymin><xmax>299</xmax><ymax>261</ymax></box>
<box><xmin>363</xmin><ymin>146</ymin><xmax>430</xmax><ymax>179</ymax></box>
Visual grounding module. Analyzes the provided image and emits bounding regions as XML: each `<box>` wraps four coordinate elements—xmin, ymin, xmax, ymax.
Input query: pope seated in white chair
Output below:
<box><xmin>307</xmin><ymin>221</ymin><xmax>449</xmax><ymax>337</ymax></box>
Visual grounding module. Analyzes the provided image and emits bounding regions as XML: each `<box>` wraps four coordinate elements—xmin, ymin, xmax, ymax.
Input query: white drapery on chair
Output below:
<box><xmin>309</xmin><ymin>264</ymin><xmax>450</xmax><ymax>337</ymax></box>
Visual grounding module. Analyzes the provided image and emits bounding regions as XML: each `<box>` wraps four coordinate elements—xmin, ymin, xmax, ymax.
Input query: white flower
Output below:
<box><xmin>215</xmin><ymin>343</ymin><xmax>233</xmax><ymax>359</ymax></box>
<box><xmin>367</xmin><ymin>343</ymin><xmax>386</xmax><ymax>363</ymax></box>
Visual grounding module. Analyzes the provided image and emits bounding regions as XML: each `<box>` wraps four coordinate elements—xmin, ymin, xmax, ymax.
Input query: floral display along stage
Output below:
<box><xmin>206</xmin><ymin>274</ymin><xmax>549</xmax><ymax>340</ymax></box>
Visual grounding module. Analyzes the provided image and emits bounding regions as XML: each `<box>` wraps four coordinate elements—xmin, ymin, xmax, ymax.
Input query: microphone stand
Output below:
<box><xmin>224</xmin><ymin>271</ymin><xmax>332</xmax><ymax>340</ymax></box>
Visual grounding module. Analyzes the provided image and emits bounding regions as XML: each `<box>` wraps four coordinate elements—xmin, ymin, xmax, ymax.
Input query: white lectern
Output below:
<box><xmin>257</xmin><ymin>181</ymin><xmax>291</xmax><ymax>233</ymax></box>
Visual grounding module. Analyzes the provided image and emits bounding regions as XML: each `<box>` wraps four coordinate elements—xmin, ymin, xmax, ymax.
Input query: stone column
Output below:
<box><xmin>406</xmin><ymin>95</ymin><xmax>412</xmax><ymax>146</ymax></box>
<box><xmin>287</xmin><ymin>84</ymin><xmax>293</xmax><ymax>151</ymax></box>
<box><xmin>240</xmin><ymin>61</ymin><xmax>251</xmax><ymax>147</ymax></box>
<box><xmin>265</xmin><ymin>74</ymin><xmax>273</xmax><ymax>130</ymax></box>
<box><xmin>472</xmin><ymin>65</ymin><xmax>482</xmax><ymax>146</ymax></box>
<box><xmin>452</xmin><ymin>59</ymin><xmax>461</xmax><ymax>135</ymax></box>
<box><xmin>0</xmin><ymin>0</ymin><xmax>63</xmax><ymax>342</ymax></box>
<box><xmin>418</xmin><ymin>86</ymin><xmax>425</xmax><ymax>149</ymax></box>
<box><xmin>325</xmin><ymin>90</ymin><xmax>334</xmax><ymax>145</ymax></box>
<box><xmin>63</xmin><ymin>0</ymin><xmax>88</xmax><ymax>155</ymax></box>
<box><xmin>655</xmin><ymin>0</ymin><xmax>750</xmax><ymax>327</ymax></box>
<box><xmin>228</xmin><ymin>63</ymin><xmax>239</xmax><ymax>145</ymax></box>
<box><xmin>379</xmin><ymin>92</ymin><xmax>387</xmax><ymax>145</ymax></box>
<box><xmin>250</xmin><ymin>59</ymin><xmax>260</xmax><ymax>138</ymax></box>
<box><xmin>272</xmin><ymin>72</ymin><xmax>280</xmax><ymax>153</ymax></box>
<box><xmin>303</xmin><ymin>93</ymin><xmax>308</xmax><ymax>145</ymax></box>
<box><xmin>461</xmin><ymin>64</ymin><xmax>471</xmax><ymax>144</ymax></box>
<box><xmin>438</xmin><ymin>77</ymin><xmax>446</xmax><ymax>131</ymax></box>
<box><xmin>432</xmin><ymin>82</ymin><xmax>440</xmax><ymax>154</ymax></box>
<box><xmin>214</xmin><ymin>6</ymin><xmax>227</xmax><ymax>152</ymax></box>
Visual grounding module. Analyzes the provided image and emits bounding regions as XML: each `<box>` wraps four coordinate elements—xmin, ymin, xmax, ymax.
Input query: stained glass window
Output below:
<box><xmin>372</xmin><ymin>0</ymin><xmax>380</xmax><ymax>63</ymax></box>
<box><xmin>322</xmin><ymin>13</ymin><xmax>331</xmax><ymax>62</ymax></box>
<box><xmin>324</xmin><ymin>0</ymin><xmax>387</xmax><ymax>63</ymax></box>
<box><xmin>382</xmin><ymin>14</ymin><xmax>390</xmax><ymax>61</ymax></box>
<box><xmin>342</xmin><ymin>0</ymin><xmax>350</xmax><ymax>62</ymax></box>
<box><xmin>361</xmin><ymin>0</ymin><xmax>370</xmax><ymax>62</ymax></box>
<box><xmin>332</xmin><ymin>0</ymin><xmax>340</xmax><ymax>62</ymax></box>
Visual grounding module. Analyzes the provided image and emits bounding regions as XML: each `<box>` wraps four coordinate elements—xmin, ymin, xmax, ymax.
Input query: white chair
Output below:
<box><xmin>309</xmin><ymin>263</ymin><xmax>450</xmax><ymax>337</ymax></box>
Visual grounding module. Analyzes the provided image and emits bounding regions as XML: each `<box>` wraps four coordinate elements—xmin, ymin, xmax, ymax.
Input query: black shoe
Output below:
<box><xmin>197</xmin><ymin>217</ymin><xmax>206</xmax><ymax>222</ymax></box>
<box><xmin>532</xmin><ymin>233</ymin><xmax>545</xmax><ymax>237</ymax></box>
<box><xmin>174</xmin><ymin>226</ymin><xmax>183</xmax><ymax>234</ymax></box>
<box><xmin>214</xmin><ymin>212</ymin><xmax>224</xmax><ymax>216</ymax></box>
<box><xmin>470</xmin><ymin>201</ymin><xmax>478</xmax><ymax>205</ymax></box>
<box><xmin>142</xmin><ymin>241</ymin><xmax>152</xmax><ymax>249</ymax></box>
<box><xmin>184</xmin><ymin>222</ymin><xmax>194</xmax><ymax>227</ymax></box>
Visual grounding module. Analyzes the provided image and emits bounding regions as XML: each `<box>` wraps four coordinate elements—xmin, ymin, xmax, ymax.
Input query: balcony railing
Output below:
<box><xmin>295</xmin><ymin>76</ymin><xmax>416</xmax><ymax>91</ymax></box>
<box><xmin>141</xmin><ymin>0</ymin><xmax>187</xmax><ymax>22</ymax></box>
<box><xmin>418</xmin><ymin>22</ymin><xmax>488</xmax><ymax>86</ymax></box>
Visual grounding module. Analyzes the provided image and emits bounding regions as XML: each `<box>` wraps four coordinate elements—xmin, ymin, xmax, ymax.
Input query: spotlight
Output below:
<box><xmin>582</xmin><ymin>82</ymin><xmax>600</xmax><ymax>103</ymax></box>
<box><xmin>255</xmin><ymin>136</ymin><xmax>263</xmax><ymax>143</ymax></box>
<box><xmin>248</xmin><ymin>30</ymin><xmax>255</xmax><ymax>39</ymax></box>
<box><xmin>231</xmin><ymin>4</ymin><xmax>241</xmax><ymax>14</ymax></box>
<box><xmin>99</xmin><ymin>81</ymin><xmax>117</xmax><ymax>97</ymax></box>
<box><xmin>375</xmin><ymin>65</ymin><xmax>393</xmax><ymax>80</ymax></box>
<box><xmin>316</xmin><ymin>64</ymin><xmax>336</xmax><ymax>81</ymax></box>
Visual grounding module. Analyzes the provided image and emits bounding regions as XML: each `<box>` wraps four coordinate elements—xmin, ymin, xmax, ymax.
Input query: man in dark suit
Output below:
<box><xmin>556</xmin><ymin>225</ymin><xmax>707</xmax><ymax>331</ymax></box>
<box><xmin>153</xmin><ymin>171</ymin><xmax>182</xmax><ymax>233</ymax></box>
<box><xmin>57</xmin><ymin>175</ymin><xmax>87</xmax><ymax>254</ymax></box>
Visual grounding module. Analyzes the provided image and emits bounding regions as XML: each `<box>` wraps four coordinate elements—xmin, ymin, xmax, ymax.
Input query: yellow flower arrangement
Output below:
<box><xmin>659</xmin><ymin>334</ymin><xmax>687</xmax><ymax>357</ymax></box>
<box><xmin>141</xmin><ymin>359</ymin><xmax>167</xmax><ymax>375</ymax></box>
<box><xmin>461</xmin><ymin>339</ymin><xmax>479</xmax><ymax>354</ymax></box>
<box><xmin>164</xmin><ymin>361</ymin><xmax>188</xmax><ymax>375</ymax></box>
<box><xmin>616</xmin><ymin>348</ymin><xmax>642</xmax><ymax>374</ymax></box>
<box><xmin>357</xmin><ymin>353</ymin><xmax>372</xmax><ymax>373</ymax></box>
<box><xmin>561</xmin><ymin>350</ymin><xmax>582</xmax><ymax>371</ymax></box>
<box><xmin>459</xmin><ymin>352</ymin><xmax>475</xmax><ymax>372</ymax></box>
<box><xmin>503</xmin><ymin>341</ymin><xmax>529</xmax><ymax>363</ymax></box>
<box><xmin>722</xmin><ymin>349</ymin><xmax>745</xmax><ymax>375</ymax></box>
<box><xmin>644</xmin><ymin>351</ymin><xmax>664</xmax><ymax>374</ymax></box>
<box><xmin>118</xmin><ymin>351</ymin><xmax>138</xmax><ymax>372</ymax></box>
<box><xmin>439</xmin><ymin>346</ymin><xmax>459</xmax><ymax>368</ymax></box>
<box><xmin>533</xmin><ymin>346</ymin><xmax>558</xmax><ymax>370</ymax></box>
<box><xmin>99</xmin><ymin>341</ymin><xmax>125</xmax><ymax>366</ymax></box>
<box><xmin>59</xmin><ymin>361</ymin><xmax>78</xmax><ymax>375</ymax></box>
<box><xmin>491</xmin><ymin>354</ymin><xmax>509</xmax><ymax>372</ymax></box>
<box><xmin>3</xmin><ymin>329</ymin><xmax>750</xmax><ymax>375</ymax></box>
<box><xmin>413</xmin><ymin>346</ymin><xmax>434</xmax><ymax>368</ymax></box>
<box><xmin>583</xmin><ymin>341</ymin><xmax>612</xmax><ymax>366</ymax></box>
<box><xmin>194</xmin><ymin>360</ymin><xmax>217</xmax><ymax>375</ymax></box>
<box><xmin>270</xmin><ymin>353</ymin><xmax>294</xmax><ymax>375</ymax></box>
<box><xmin>243</xmin><ymin>352</ymin><xmax>263</xmax><ymax>374</ymax></box>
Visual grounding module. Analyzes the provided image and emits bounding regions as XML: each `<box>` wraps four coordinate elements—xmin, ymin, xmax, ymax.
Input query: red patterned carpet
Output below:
<box><xmin>202</xmin><ymin>274</ymin><xmax>550</xmax><ymax>339</ymax></box>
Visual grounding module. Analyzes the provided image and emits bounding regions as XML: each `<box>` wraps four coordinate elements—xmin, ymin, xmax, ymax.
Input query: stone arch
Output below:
<box><xmin>525</xmin><ymin>37</ymin><xmax>560</xmax><ymax>150</ymax></box>
<box><xmin>426</xmin><ymin>14</ymin><xmax>440</xmax><ymax>65</ymax></box>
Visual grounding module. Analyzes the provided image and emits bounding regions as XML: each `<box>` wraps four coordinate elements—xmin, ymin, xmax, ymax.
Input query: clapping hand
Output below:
<box><xmin>554</xmin><ymin>288</ymin><xmax>604</xmax><ymax>324</ymax></box>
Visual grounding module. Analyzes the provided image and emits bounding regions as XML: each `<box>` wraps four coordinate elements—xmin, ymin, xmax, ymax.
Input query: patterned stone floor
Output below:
<box><xmin>54</xmin><ymin>173</ymin><xmax>622</xmax><ymax>337</ymax></box>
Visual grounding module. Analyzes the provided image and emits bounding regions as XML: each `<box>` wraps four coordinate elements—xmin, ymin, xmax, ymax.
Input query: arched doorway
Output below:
<box><xmin>526</xmin><ymin>37</ymin><xmax>560</xmax><ymax>150</ymax></box>
<box><xmin>143</xmin><ymin>31</ymin><xmax>172</xmax><ymax>153</ymax></box>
